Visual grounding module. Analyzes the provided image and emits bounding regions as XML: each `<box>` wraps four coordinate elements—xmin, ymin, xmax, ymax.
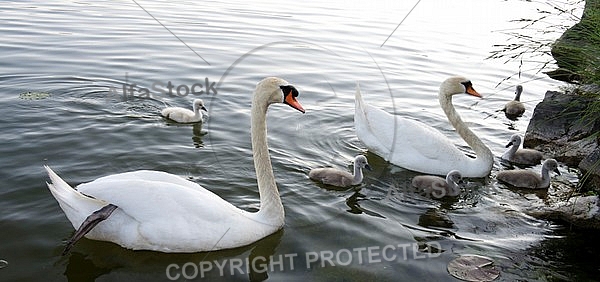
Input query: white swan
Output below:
<box><xmin>45</xmin><ymin>77</ymin><xmax>305</xmax><ymax>253</ymax></box>
<box><xmin>411</xmin><ymin>170</ymin><xmax>462</xmax><ymax>198</ymax></box>
<box><xmin>497</xmin><ymin>159</ymin><xmax>560</xmax><ymax>189</ymax></box>
<box><xmin>501</xmin><ymin>85</ymin><xmax>525</xmax><ymax>119</ymax></box>
<box><xmin>501</xmin><ymin>134</ymin><xmax>543</xmax><ymax>165</ymax></box>
<box><xmin>161</xmin><ymin>99</ymin><xmax>207</xmax><ymax>123</ymax></box>
<box><xmin>354</xmin><ymin>76</ymin><xmax>493</xmax><ymax>177</ymax></box>
<box><xmin>309</xmin><ymin>155</ymin><xmax>371</xmax><ymax>188</ymax></box>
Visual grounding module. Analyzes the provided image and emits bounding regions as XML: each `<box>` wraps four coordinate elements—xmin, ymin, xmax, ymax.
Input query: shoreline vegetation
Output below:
<box><xmin>533</xmin><ymin>0</ymin><xmax>599</xmax><ymax>193</ymax></box>
<box><xmin>493</xmin><ymin>0</ymin><xmax>600</xmax><ymax>228</ymax></box>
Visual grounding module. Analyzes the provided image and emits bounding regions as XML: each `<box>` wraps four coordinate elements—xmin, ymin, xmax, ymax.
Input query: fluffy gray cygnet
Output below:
<box><xmin>411</xmin><ymin>170</ymin><xmax>462</xmax><ymax>198</ymax></box>
<box><xmin>502</xmin><ymin>85</ymin><xmax>525</xmax><ymax>119</ymax></box>
<box><xmin>497</xmin><ymin>159</ymin><xmax>560</xmax><ymax>189</ymax></box>
<box><xmin>309</xmin><ymin>155</ymin><xmax>371</xmax><ymax>188</ymax></box>
<box><xmin>501</xmin><ymin>134</ymin><xmax>543</xmax><ymax>165</ymax></box>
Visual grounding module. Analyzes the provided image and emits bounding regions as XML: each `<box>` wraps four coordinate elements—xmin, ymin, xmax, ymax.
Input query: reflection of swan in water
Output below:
<box><xmin>355</xmin><ymin>76</ymin><xmax>493</xmax><ymax>177</ymax></box>
<box><xmin>45</xmin><ymin>77</ymin><xmax>305</xmax><ymax>253</ymax></box>
<box><xmin>64</xmin><ymin>229</ymin><xmax>285</xmax><ymax>281</ymax></box>
<box><xmin>346</xmin><ymin>190</ymin><xmax>385</xmax><ymax>218</ymax></box>
<box><xmin>64</xmin><ymin>252</ymin><xmax>112</xmax><ymax>281</ymax></box>
<box><xmin>163</xmin><ymin>117</ymin><xmax>206</xmax><ymax>148</ymax></box>
<box><xmin>191</xmin><ymin>123</ymin><xmax>204</xmax><ymax>148</ymax></box>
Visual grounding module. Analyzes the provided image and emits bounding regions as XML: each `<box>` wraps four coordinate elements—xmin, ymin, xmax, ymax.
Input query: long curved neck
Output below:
<box><xmin>514</xmin><ymin>89</ymin><xmax>522</xmax><ymax>101</ymax></box>
<box><xmin>540</xmin><ymin>166</ymin><xmax>551</xmax><ymax>188</ymax></box>
<box><xmin>251</xmin><ymin>97</ymin><xmax>284</xmax><ymax>224</ymax></box>
<box><xmin>352</xmin><ymin>164</ymin><xmax>363</xmax><ymax>185</ymax></box>
<box><xmin>504</xmin><ymin>142</ymin><xmax>519</xmax><ymax>158</ymax></box>
<box><xmin>439</xmin><ymin>93</ymin><xmax>493</xmax><ymax>164</ymax></box>
<box><xmin>445</xmin><ymin>176</ymin><xmax>460</xmax><ymax>196</ymax></box>
<box><xmin>192</xmin><ymin>104</ymin><xmax>201</xmax><ymax>119</ymax></box>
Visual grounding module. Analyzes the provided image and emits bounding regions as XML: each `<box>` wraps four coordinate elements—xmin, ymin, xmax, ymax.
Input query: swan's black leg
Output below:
<box><xmin>62</xmin><ymin>204</ymin><xmax>118</xmax><ymax>255</ymax></box>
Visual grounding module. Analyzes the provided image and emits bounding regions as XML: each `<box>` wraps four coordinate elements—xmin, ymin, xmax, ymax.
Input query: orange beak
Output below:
<box><xmin>466</xmin><ymin>85</ymin><xmax>482</xmax><ymax>98</ymax></box>
<box><xmin>285</xmin><ymin>91</ymin><xmax>305</xmax><ymax>113</ymax></box>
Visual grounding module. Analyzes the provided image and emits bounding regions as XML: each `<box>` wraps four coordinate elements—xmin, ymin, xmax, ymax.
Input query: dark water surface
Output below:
<box><xmin>1</xmin><ymin>0</ymin><xmax>596</xmax><ymax>281</ymax></box>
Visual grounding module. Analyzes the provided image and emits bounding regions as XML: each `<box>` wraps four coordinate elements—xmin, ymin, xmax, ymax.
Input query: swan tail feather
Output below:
<box><xmin>355</xmin><ymin>82</ymin><xmax>366</xmax><ymax>116</ymax></box>
<box><xmin>44</xmin><ymin>165</ymin><xmax>106</xmax><ymax>228</ymax></box>
<box><xmin>354</xmin><ymin>82</ymin><xmax>370</xmax><ymax>132</ymax></box>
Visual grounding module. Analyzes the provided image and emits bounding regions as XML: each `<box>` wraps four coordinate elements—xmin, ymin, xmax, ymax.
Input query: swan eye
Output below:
<box><xmin>460</xmin><ymin>80</ymin><xmax>481</xmax><ymax>97</ymax></box>
<box><xmin>280</xmin><ymin>85</ymin><xmax>305</xmax><ymax>113</ymax></box>
<box><xmin>280</xmin><ymin>85</ymin><xmax>299</xmax><ymax>97</ymax></box>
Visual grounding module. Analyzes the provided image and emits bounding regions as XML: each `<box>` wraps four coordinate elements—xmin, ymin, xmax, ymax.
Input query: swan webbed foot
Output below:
<box><xmin>62</xmin><ymin>204</ymin><xmax>118</xmax><ymax>256</ymax></box>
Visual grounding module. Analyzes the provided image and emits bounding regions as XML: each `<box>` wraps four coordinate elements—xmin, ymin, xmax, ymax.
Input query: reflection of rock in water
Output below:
<box><xmin>526</xmin><ymin>224</ymin><xmax>600</xmax><ymax>280</ymax></box>
<box><xmin>418</xmin><ymin>208</ymin><xmax>454</xmax><ymax>229</ymax></box>
<box><xmin>447</xmin><ymin>255</ymin><xmax>499</xmax><ymax>282</ymax></box>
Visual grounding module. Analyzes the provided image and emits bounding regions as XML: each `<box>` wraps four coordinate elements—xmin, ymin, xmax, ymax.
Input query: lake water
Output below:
<box><xmin>1</xmin><ymin>0</ymin><xmax>598</xmax><ymax>281</ymax></box>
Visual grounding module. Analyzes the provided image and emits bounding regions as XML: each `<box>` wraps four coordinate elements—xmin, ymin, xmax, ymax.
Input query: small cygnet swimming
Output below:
<box><xmin>161</xmin><ymin>99</ymin><xmax>207</xmax><ymax>123</ymax></box>
<box><xmin>502</xmin><ymin>85</ymin><xmax>526</xmax><ymax>120</ymax></box>
<box><xmin>411</xmin><ymin>170</ymin><xmax>462</xmax><ymax>198</ymax></box>
<box><xmin>501</xmin><ymin>134</ymin><xmax>543</xmax><ymax>165</ymax></box>
<box><xmin>497</xmin><ymin>159</ymin><xmax>560</xmax><ymax>189</ymax></box>
<box><xmin>309</xmin><ymin>155</ymin><xmax>371</xmax><ymax>188</ymax></box>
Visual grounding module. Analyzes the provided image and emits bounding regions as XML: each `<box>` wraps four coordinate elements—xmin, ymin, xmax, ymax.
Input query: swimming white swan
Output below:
<box><xmin>354</xmin><ymin>76</ymin><xmax>493</xmax><ymax>177</ymax></box>
<box><xmin>411</xmin><ymin>170</ymin><xmax>462</xmax><ymax>198</ymax></box>
<box><xmin>502</xmin><ymin>85</ymin><xmax>525</xmax><ymax>119</ymax></box>
<box><xmin>45</xmin><ymin>77</ymin><xmax>305</xmax><ymax>253</ymax></box>
<box><xmin>497</xmin><ymin>159</ymin><xmax>560</xmax><ymax>189</ymax></box>
<box><xmin>309</xmin><ymin>155</ymin><xmax>371</xmax><ymax>188</ymax></box>
<box><xmin>161</xmin><ymin>99</ymin><xmax>207</xmax><ymax>123</ymax></box>
<box><xmin>501</xmin><ymin>134</ymin><xmax>543</xmax><ymax>165</ymax></box>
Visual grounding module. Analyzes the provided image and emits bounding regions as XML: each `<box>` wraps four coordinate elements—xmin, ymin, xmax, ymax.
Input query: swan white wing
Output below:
<box><xmin>392</xmin><ymin>117</ymin><xmax>468</xmax><ymax>163</ymax></box>
<box><xmin>161</xmin><ymin>107</ymin><xmax>200</xmax><ymax>123</ymax></box>
<box><xmin>76</xmin><ymin>173</ymin><xmax>259</xmax><ymax>251</ymax></box>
